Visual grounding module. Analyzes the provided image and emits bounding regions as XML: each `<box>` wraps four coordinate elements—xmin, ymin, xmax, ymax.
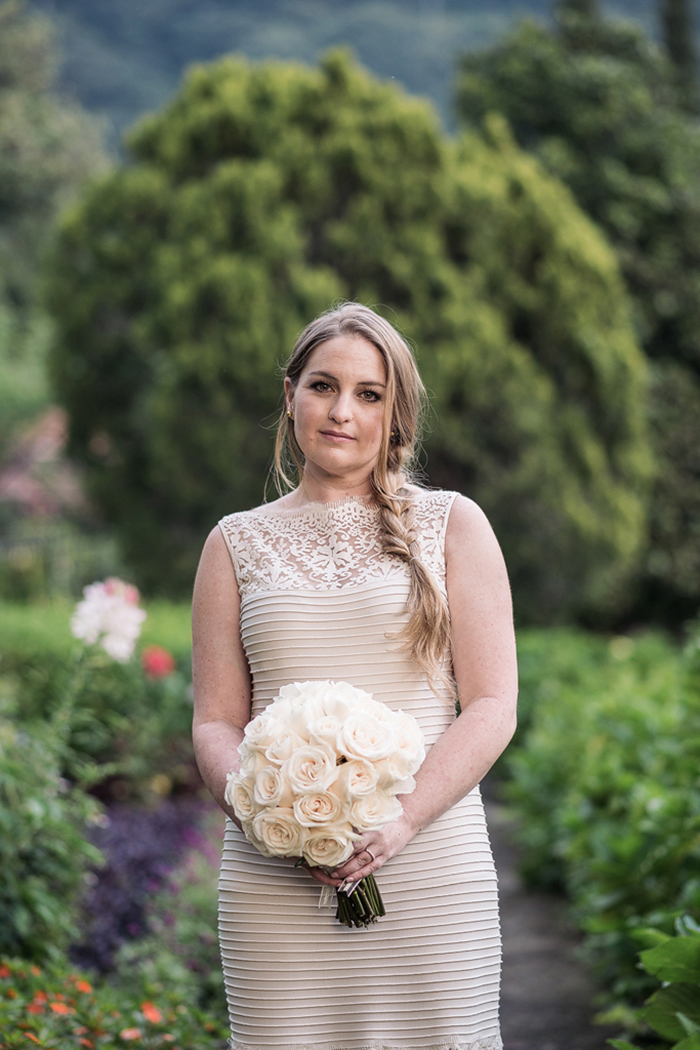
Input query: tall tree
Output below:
<box><xmin>457</xmin><ymin>10</ymin><xmax>700</xmax><ymax>625</ymax></box>
<box><xmin>47</xmin><ymin>51</ymin><xmax>650</xmax><ymax>623</ymax></box>
<box><xmin>0</xmin><ymin>0</ymin><xmax>108</xmax><ymax>461</ymax></box>
<box><xmin>661</xmin><ymin>0</ymin><xmax>700</xmax><ymax>113</ymax></box>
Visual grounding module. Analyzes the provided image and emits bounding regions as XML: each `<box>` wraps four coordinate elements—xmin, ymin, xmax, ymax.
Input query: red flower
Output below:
<box><xmin>49</xmin><ymin>1001</ymin><xmax>75</xmax><ymax>1015</ymax></box>
<box><xmin>119</xmin><ymin>1029</ymin><xmax>142</xmax><ymax>1041</ymax></box>
<box><xmin>141</xmin><ymin>646</ymin><xmax>176</xmax><ymax>679</ymax></box>
<box><xmin>74</xmin><ymin>980</ymin><xmax>93</xmax><ymax>994</ymax></box>
<box><xmin>140</xmin><ymin>1001</ymin><xmax>163</xmax><ymax>1024</ymax></box>
<box><xmin>0</xmin><ymin>965</ymin><xmax>10</xmax><ymax>979</ymax></box>
<box><xmin>26</xmin><ymin>1003</ymin><xmax>44</xmax><ymax>1014</ymax></box>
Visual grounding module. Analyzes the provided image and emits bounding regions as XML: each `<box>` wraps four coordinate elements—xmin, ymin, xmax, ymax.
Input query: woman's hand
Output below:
<box><xmin>302</xmin><ymin>811</ymin><xmax>417</xmax><ymax>888</ymax></box>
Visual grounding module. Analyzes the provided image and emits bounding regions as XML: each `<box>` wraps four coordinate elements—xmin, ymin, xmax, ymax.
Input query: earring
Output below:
<box><xmin>287</xmin><ymin>408</ymin><xmax>293</xmax><ymax>420</ymax></box>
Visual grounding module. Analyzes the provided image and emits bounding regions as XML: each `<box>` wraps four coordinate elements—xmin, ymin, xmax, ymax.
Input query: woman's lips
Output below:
<box><xmin>319</xmin><ymin>430</ymin><xmax>355</xmax><ymax>441</ymax></box>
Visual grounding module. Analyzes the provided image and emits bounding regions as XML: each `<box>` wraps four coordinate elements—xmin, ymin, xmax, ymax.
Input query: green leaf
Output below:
<box><xmin>642</xmin><ymin>985</ymin><xmax>700</xmax><ymax>1042</ymax></box>
<box><xmin>607</xmin><ymin>1040</ymin><xmax>643</xmax><ymax>1050</ymax></box>
<box><xmin>674</xmin><ymin>1035</ymin><xmax>700</xmax><ymax>1050</ymax></box>
<box><xmin>641</xmin><ymin>937</ymin><xmax>700</xmax><ymax>984</ymax></box>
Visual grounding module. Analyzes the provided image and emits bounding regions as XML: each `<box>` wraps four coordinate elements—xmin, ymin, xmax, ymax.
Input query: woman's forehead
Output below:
<box><xmin>302</xmin><ymin>335</ymin><xmax>387</xmax><ymax>382</ymax></box>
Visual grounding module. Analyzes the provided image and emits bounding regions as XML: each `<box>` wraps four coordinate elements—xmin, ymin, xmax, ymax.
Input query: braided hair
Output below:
<box><xmin>274</xmin><ymin>302</ymin><xmax>451</xmax><ymax>687</ymax></box>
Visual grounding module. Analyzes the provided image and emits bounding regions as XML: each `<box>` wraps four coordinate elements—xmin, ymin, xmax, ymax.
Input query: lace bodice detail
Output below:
<box><xmin>219</xmin><ymin>489</ymin><xmax>458</xmax><ymax>598</ymax></box>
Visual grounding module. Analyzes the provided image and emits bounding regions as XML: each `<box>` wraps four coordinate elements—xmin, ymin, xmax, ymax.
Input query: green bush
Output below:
<box><xmin>0</xmin><ymin>704</ymin><xmax>103</xmax><ymax>963</ymax></box>
<box><xmin>47</xmin><ymin>48</ymin><xmax>651</xmax><ymax>624</ymax></box>
<box><xmin>0</xmin><ymin>956</ymin><xmax>227</xmax><ymax>1049</ymax></box>
<box><xmin>500</xmin><ymin>627</ymin><xmax>700</xmax><ymax>1005</ymax></box>
<box><xmin>0</xmin><ymin>599</ymin><xmax>195</xmax><ymax>798</ymax></box>
<box><xmin>610</xmin><ymin>916</ymin><xmax>700</xmax><ymax>1049</ymax></box>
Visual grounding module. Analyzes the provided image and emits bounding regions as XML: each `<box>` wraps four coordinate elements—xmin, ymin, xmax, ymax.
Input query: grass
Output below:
<box><xmin>0</xmin><ymin>599</ymin><xmax>193</xmax><ymax>660</ymax></box>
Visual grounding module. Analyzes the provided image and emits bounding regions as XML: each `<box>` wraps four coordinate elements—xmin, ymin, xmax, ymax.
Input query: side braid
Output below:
<box><xmin>372</xmin><ymin>479</ymin><xmax>452</xmax><ymax>687</ymax></box>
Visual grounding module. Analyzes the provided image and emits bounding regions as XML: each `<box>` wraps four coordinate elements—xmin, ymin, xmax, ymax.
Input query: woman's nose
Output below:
<box><xmin>329</xmin><ymin>392</ymin><xmax>352</xmax><ymax>423</ymax></box>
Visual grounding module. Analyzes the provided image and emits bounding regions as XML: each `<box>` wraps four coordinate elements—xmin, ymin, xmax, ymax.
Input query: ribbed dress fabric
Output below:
<box><xmin>217</xmin><ymin>490</ymin><xmax>502</xmax><ymax>1050</ymax></box>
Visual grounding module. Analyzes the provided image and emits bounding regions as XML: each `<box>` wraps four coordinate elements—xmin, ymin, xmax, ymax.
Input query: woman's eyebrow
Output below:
<box><xmin>307</xmin><ymin>370</ymin><xmax>386</xmax><ymax>388</ymax></box>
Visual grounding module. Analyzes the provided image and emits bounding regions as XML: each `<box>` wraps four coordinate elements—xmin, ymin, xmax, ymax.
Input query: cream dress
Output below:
<box><xmin>217</xmin><ymin>489</ymin><xmax>502</xmax><ymax>1050</ymax></box>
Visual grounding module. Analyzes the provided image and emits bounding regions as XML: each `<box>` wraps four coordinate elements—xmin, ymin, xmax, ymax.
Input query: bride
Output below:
<box><xmin>192</xmin><ymin>301</ymin><xmax>518</xmax><ymax>1050</ymax></box>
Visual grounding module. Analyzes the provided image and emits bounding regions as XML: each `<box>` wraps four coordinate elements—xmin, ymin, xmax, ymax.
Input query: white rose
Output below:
<box><xmin>332</xmin><ymin>758</ymin><xmax>379</xmax><ymax>799</ymax></box>
<box><xmin>252</xmin><ymin>807</ymin><xmax>307</xmax><ymax>858</ymax></box>
<box><xmin>293</xmin><ymin>791</ymin><xmax>349</xmax><ymax>828</ymax></box>
<box><xmin>225</xmin><ymin>774</ymin><xmax>256</xmax><ymax>822</ymax></box>
<box><xmin>243</xmin><ymin>712</ymin><xmax>278</xmax><ymax>749</ymax></box>
<box><xmin>253</xmin><ymin>766</ymin><xmax>285</xmax><ymax>807</ymax></box>
<box><xmin>338</xmin><ymin>714</ymin><xmax>397</xmax><ymax>763</ymax></box>
<box><xmin>283</xmin><ymin>744</ymin><xmax>339</xmax><ymax>793</ymax></box>
<box><xmin>238</xmin><ymin>746</ymin><xmax>270</xmax><ymax>778</ymax></box>
<box><xmin>304</xmin><ymin>830</ymin><xmax>355</xmax><ymax>868</ymax></box>
<box><xmin>308</xmin><ymin>715</ymin><xmax>343</xmax><ymax>752</ymax></box>
<box><xmin>350</xmin><ymin>791</ymin><xmax>403</xmax><ymax>831</ymax></box>
<box><xmin>264</xmin><ymin>730</ymin><xmax>307</xmax><ymax>766</ymax></box>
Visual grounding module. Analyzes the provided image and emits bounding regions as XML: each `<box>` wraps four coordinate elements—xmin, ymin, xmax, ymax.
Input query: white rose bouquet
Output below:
<box><xmin>225</xmin><ymin>680</ymin><xmax>425</xmax><ymax>928</ymax></box>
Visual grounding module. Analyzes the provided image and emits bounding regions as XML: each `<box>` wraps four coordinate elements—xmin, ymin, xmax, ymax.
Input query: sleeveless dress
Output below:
<box><xmin>217</xmin><ymin>489</ymin><xmax>502</xmax><ymax>1050</ymax></box>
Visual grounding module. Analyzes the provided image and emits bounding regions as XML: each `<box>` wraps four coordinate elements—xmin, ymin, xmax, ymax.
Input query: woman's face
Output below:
<box><xmin>285</xmin><ymin>335</ymin><xmax>388</xmax><ymax>492</ymax></box>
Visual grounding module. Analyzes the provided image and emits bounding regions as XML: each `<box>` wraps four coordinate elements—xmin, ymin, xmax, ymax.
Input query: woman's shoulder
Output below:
<box><xmin>219</xmin><ymin>493</ymin><xmax>298</xmax><ymax>528</ymax></box>
<box><xmin>408</xmin><ymin>484</ymin><xmax>461</xmax><ymax>526</ymax></box>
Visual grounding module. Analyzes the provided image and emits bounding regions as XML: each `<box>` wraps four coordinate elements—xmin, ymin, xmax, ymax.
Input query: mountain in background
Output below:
<box><xmin>28</xmin><ymin>0</ymin><xmax>667</xmax><ymax>142</ymax></box>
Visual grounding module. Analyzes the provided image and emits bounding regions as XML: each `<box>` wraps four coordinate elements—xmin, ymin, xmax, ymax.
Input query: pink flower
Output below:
<box><xmin>141</xmin><ymin>645</ymin><xmax>176</xmax><ymax>679</ymax></box>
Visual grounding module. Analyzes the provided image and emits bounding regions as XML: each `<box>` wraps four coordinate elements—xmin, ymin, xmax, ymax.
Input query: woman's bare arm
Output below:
<box><xmin>191</xmin><ymin>526</ymin><xmax>253</xmax><ymax>825</ymax></box>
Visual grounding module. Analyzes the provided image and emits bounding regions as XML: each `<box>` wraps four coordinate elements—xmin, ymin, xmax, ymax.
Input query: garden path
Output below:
<box><xmin>485</xmin><ymin>798</ymin><xmax>620</xmax><ymax>1050</ymax></box>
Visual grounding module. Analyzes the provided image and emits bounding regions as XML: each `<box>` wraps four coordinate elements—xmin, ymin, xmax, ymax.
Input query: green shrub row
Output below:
<box><xmin>501</xmin><ymin>627</ymin><xmax>700</xmax><ymax>1009</ymax></box>
<box><xmin>0</xmin><ymin>598</ymin><xmax>199</xmax><ymax>964</ymax></box>
<box><xmin>0</xmin><ymin>956</ymin><xmax>227</xmax><ymax>1049</ymax></box>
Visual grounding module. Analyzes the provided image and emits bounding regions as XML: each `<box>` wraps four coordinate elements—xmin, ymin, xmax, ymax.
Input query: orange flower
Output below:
<box><xmin>26</xmin><ymin>1003</ymin><xmax>44</xmax><ymax>1015</ymax></box>
<box><xmin>30</xmin><ymin>966</ymin><xmax>41</xmax><ymax>977</ymax></box>
<box><xmin>24</xmin><ymin>1036</ymin><xmax>40</xmax><ymax>1045</ymax></box>
<box><xmin>49</xmin><ymin>1002</ymin><xmax>75</xmax><ymax>1015</ymax></box>
<box><xmin>6</xmin><ymin>989</ymin><xmax>17</xmax><ymax>999</ymax></box>
<box><xmin>119</xmin><ymin>1030</ymin><xmax>142</xmax><ymax>1041</ymax></box>
<box><xmin>0</xmin><ymin>965</ymin><xmax>11</xmax><ymax>978</ymax></box>
<box><xmin>53</xmin><ymin>993</ymin><xmax>66</xmax><ymax>1001</ymax></box>
<box><xmin>140</xmin><ymin>1002</ymin><xmax>162</xmax><ymax>1024</ymax></box>
<box><xmin>34</xmin><ymin>992</ymin><xmax>48</xmax><ymax>1003</ymax></box>
<box><xmin>74</xmin><ymin>980</ymin><xmax>93</xmax><ymax>994</ymax></box>
<box><xmin>78</xmin><ymin>1040</ymin><xmax>95</xmax><ymax>1048</ymax></box>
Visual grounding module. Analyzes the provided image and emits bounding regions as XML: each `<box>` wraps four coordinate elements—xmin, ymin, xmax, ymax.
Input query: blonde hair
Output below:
<box><xmin>274</xmin><ymin>302</ymin><xmax>451</xmax><ymax>685</ymax></box>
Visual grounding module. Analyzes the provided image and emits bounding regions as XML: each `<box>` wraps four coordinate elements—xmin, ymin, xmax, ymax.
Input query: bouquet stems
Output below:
<box><xmin>335</xmin><ymin>874</ymin><xmax>386</xmax><ymax>928</ymax></box>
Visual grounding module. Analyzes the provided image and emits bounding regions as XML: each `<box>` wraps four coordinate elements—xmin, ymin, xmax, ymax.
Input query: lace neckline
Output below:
<box><xmin>259</xmin><ymin>494</ymin><xmax>376</xmax><ymax>519</ymax></box>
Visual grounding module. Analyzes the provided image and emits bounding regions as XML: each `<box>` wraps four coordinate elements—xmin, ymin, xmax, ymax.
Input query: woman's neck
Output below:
<box><xmin>294</xmin><ymin>472</ymin><xmax>374</xmax><ymax>507</ymax></box>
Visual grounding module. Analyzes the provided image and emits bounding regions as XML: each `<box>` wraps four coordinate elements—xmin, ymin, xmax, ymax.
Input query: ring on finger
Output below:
<box><xmin>363</xmin><ymin>848</ymin><xmax>376</xmax><ymax>863</ymax></box>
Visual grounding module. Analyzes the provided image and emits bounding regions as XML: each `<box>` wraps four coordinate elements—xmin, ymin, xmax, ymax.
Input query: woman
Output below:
<box><xmin>192</xmin><ymin>302</ymin><xmax>517</xmax><ymax>1050</ymax></box>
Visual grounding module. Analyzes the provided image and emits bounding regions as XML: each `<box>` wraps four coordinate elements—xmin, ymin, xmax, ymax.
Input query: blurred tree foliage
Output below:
<box><xmin>0</xmin><ymin>0</ymin><xmax>108</xmax><ymax>461</ymax></box>
<box><xmin>456</xmin><ymin>1</ymin><xmax>700</xmax><ymax>624</ymax></box>
<box><xmin>47</xmin><ymin>50</ymin><xmax>651</xmax><ymax>623</ymax></box>
<box><xmin>27</xmin><ymin>0</ymin><xmax>670</xmax><ymax>142</ymax></box>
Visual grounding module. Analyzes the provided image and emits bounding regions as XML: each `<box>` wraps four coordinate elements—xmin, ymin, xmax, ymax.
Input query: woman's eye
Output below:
<box><xmin>359</xmin><ymin>390</ymin><xmax>380</xmax><ymax>402</ymax></box>
<box><xmin>311</xmin><ymin>381</ymin><xmax>332</xmax><ymax>392</ymax></box>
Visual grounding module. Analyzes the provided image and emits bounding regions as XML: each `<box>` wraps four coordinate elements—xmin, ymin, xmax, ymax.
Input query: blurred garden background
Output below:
<box><xmin>1</xmin><ymin>0</ymin><xmax>700</xmax><ymax>1046</ymax></box>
